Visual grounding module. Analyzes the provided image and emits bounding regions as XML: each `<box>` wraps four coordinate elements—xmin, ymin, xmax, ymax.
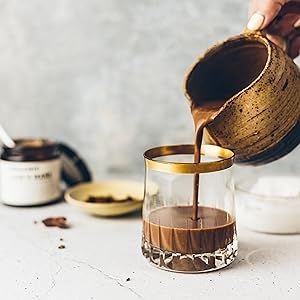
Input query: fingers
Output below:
<box><xmin>247</xmin><ymin>0</ymin><xmax>288</xmax><ymax>30</ymax></box>
<box><xmin>266</xmin><ymin>2</ymin><xmax>300</xmax><ymax>57</ymax></box>
<box><xmin>247</xmin><ymin>0</ymin><xmax>300</xmax><ymax>58</ymax></box>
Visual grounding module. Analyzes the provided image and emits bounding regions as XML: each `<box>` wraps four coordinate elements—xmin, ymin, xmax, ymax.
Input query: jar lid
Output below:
<box><xmin>59</xmin><ymin>143</ymin><xmax>92</xmax><ymax>186</ymax></box>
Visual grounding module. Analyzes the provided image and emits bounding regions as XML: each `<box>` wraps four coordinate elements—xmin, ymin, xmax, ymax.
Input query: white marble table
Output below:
<box><xmin>1</xmin><ymin>200</ymin><xmax>300</xmax><ymax>300</ymax></box>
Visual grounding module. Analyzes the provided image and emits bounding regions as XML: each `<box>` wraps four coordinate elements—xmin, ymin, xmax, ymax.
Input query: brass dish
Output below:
<box><xmin>65</xmin><ymin>180</ymin><xmax>148</xmax><ymax>217</ymax></box>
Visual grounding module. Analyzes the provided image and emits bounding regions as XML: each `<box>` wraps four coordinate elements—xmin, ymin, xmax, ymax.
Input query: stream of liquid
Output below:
<box><xmin>191</xmin><ymin>100</ymin><xmax>225</xmax><ymax>220</ymax></box>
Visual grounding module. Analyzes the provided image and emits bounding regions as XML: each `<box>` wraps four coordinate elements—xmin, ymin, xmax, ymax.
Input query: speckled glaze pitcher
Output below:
<box><xmin>183</xmin><ymin>4</ymin><xmax>300</xmax><ymax>165</ymax></box>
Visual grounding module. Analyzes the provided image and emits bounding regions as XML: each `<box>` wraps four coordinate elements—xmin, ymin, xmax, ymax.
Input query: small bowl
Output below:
<box><xmin>235</xmin><ymin>176</ymin><xmax>300</xmax><ymax>234</ymax></box>
<box><xmin>65</xmin><ymin>180</ymin><xmax>148</xmax><ymax>217</ymax></box>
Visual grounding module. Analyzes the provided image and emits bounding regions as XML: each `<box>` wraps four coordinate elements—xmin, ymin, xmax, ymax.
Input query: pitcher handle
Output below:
<box><xmin>245</xmin><ymin>1</ymin><xmax>300</xmax><ymax>58</ymax></box>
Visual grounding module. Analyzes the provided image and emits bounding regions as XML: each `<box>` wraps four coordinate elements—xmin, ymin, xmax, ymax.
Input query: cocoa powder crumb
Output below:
<box><xmin>42</xmin><ymin>217</ymin><xmax>70</xmax><ymax>229</ymax></box>
<box><xmin>87</xmin><ymin>196</ymin><xmax>136</xmax><ymax>204</ymax></box>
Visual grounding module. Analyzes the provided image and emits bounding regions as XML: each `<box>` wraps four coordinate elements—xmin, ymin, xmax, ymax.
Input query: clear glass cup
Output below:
<box><xmin>141</xmin><ymin>144</ymin><xmax>237</xmax><ymax>273</ymax></box>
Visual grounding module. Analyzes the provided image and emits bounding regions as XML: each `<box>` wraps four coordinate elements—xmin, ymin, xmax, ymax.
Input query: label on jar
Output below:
<box><xmin>0</xmin><ymin>158</ymin><xmax>62</xmax><ymax>206</ymax></box>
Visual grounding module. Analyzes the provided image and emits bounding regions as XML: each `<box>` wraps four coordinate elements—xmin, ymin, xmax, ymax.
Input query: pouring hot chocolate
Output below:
<box><xmin>183</xmin><ymin>1</ymin><xmax>300</xmax><ymax>165</ymax></box>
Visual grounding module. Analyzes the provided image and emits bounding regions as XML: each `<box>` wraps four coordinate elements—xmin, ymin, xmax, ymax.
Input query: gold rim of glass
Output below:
<box><xmin>144</xmin><ymin>144</ymin><xmax>234</xmax><ymax>174</ymax></box>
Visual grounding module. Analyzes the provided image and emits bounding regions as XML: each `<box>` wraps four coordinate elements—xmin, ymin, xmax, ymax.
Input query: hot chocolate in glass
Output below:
<box><xmin>141</xmin><ymin>144</ymin><xmax>237</xmax><ymax>273</ymax></box>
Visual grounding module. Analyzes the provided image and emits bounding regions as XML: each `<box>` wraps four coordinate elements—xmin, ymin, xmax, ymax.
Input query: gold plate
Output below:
<box><xmin>65</xmin><ymin>180</ymin><xmax>148</xmax><ymax>217</ymax></box>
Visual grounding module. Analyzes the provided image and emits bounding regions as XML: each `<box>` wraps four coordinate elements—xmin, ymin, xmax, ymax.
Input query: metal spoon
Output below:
<box><xmin>0</xmin><ymin>124</ymin><xmax>15</xmax><ymax>148</ymax></box>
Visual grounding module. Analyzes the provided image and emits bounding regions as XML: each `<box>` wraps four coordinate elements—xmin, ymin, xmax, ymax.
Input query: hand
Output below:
<box><xmin>247</xmin><ymin>0</ymin><xmax>300</xmax><ymax>58</ymax></box>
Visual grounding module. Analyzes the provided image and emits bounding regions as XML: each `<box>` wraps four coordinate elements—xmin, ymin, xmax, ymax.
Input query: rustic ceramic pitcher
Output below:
<box><xmin>183</xmin><ymin>4</ymin><xmax>300</xmax><ymax>165</ymax></box>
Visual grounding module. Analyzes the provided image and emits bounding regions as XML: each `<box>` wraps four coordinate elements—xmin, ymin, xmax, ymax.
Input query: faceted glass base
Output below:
<box><xmin>142</xmin><ymin>235</ymin><xmax>238</xmax><ymax>273</ymax></box>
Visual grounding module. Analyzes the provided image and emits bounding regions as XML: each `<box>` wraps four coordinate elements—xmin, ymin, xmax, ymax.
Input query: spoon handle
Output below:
<box><xmin>0</xmin><ymin>125</ymin><xmax>15</xmax><ymax>148</ymax></box>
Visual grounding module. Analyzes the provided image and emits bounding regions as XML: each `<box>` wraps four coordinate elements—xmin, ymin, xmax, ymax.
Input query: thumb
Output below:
<box><xmin>247</xmin><ymin>0</ymin><xmax>289</xmax><ymax>30</ymax></box>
